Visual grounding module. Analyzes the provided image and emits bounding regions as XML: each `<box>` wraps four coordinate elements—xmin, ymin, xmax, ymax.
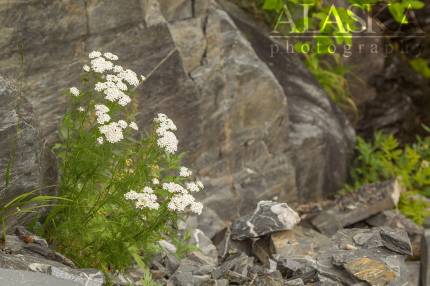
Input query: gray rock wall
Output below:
<box><xmin>0</xmin><ymin>0</ymin><xmax>355</xmax><ymax>221</ymax></box>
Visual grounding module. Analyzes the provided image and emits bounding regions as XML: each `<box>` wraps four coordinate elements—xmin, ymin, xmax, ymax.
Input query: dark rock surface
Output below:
<box><xmin>231</xmin><ymin>201</ymin><xmax>300</xmax><ymax>240</ymax></box>
<box><xmin>421</xmin><ymin>229</ymin><xmax>430</xmax><ymax>286</ymax></box>
<box><xmin>0</xmin><ymin>268</ymin><xmax>80</xmax><ymax>286</ymax></box>
<box><xmin>311</xmin><ymin>179</ymin><xmax>403</xmax><ymax>235</ymax></box>
<box><xmin>0</xmin><ymin>229</ymin><xmax>104</xmax><ymax>286</ymax></box>
<box><xmin>0</xmin><ymin>0</ymin><xmax>355</xmax><ymax>221</ymax></box>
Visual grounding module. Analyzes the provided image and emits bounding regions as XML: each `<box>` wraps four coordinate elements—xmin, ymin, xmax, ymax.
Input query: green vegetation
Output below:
<box><xmin>410</xmin><ymin>58</ymin><xmax>430</xmax><ymax>79</ymax></box>
<box><xmin>345</xmin><ymin>131</ymin><xmax>430</xmax><ymax>224</ymax></box>
<box><xmin>41</xmin><ymin>52</ymin><xmax>204</xmax><ymax>272</ymax></box>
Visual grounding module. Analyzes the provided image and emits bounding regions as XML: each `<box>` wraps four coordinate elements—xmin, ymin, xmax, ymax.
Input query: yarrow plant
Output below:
<box><xmin>43</xmin><ymin>51</ymin><xmax>205</xmax><ymax>271</ymax></box>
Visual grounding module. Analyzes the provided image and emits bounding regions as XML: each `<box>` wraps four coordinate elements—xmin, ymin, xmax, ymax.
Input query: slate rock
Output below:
<box><xmin>0</xmin><ymin>268</ymin><xmax>80</xmax><ymax>286</ymax></box>
<box><xmin>270</xmin><ymin>226</ymin><xmax>331</xmax><ymax>258</ymax></box>
<box><xmin>366</xmin><ymin>210</ymin><xmax>423</xmax><ymax>259</ymax></box>
<box><xmin>212</xmin><ymin>227</ymin><xmax>252</xmax><ymax>260</ymax></box>
<box><xmin>380</xmin><ymin>227</ymin><xmax>412</xmax><ymax>256</ymax></box>
<box><xmin>311</xmin><ymin>179</ymin><xmax>403</xmax><ymax>235</ymax></box>
<box><xmin>189</xmin><ymin>229</ymin><xmax>218</xmax><ymax>261</ymax></box>
<box><xmin>284</xmin><ymin>278</ymin><xmax>305</xmax><ymax>286</ymax></box>
<box><xmin>212</xmin><ymin>253</ymin><xmax>254</xmax><ymax>284</ymax></box>
<box><xmin>421</xmin><ymin>229</ymin><xmax>430</xmax><ymax>286</ymax></box>
<box><xmin>231</xmin><ymin>201</ymin><xmax>300</xmax><ymax>240</ymax></box>
<box><xmin>343</xmin><ymin>256</ymin><xmax>397</xmax><ymax>286</ymax></box>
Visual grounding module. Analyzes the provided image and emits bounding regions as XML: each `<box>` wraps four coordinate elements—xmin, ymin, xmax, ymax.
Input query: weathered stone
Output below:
<box><xmin>212</xmin><ymin>253</ymin><xmax>253</xmax><ymax>284</ymax></box>
<box><xmin>169</xmin><ymin>251</ymin><xmax>217</xmax><ymax>286</ymax></box>
<box><xmin>0</xmin><ymin>268</ymin><xmax>80</xmax><ymax>286</ymax></box>
<box><xmin>158</xmin><ymin>0</ymin><xmax>192</xmax><ymax>22</ymax></box>
<box><xmin>343</xmin><ymin>257</ymin><xmax>397</xmax><ymax>286</ymax></box>
<box><xmin>284</xmin><ymin>278</ymin><xmax>305</xmax><ymax>286</ymax></box>
<box><xmin>182</xmin><ymin>207</ymin><xmax>225</xmax><ymax>239</ymax></box>
<box><xmin>379</xmin><ymin>227</ymin><xmax>412</xmax><ymax>256</ymax></box>
<box><xmin>231</xmin><ymin>201</ymin><xmax>300</xmax><ymax>240</ymax></box>
<box><xmin>311</xmin><ymin>179</ymin><xmax>403</xmax><ymax>235</ymax></box>
<box><xmin>0</xmin><ymin>235</ymin><xmax>104</xmax><ymax>286</ymax></box>
<box><xmin>366</xmin><ymin>210</ymin><xmax>423</xmax><ymax>259</ymax></box>
<box><xmin>405</xmin><ymin>261</ymin><xmax>420</xmax><ymax>286</ymax></box>
<box><xmin>270</xmin><ymin>226</ymin><xmax>331</xmax><ymax>258</ymax></box>
<box><xmin>251</xmin><ymin>237</ymin><xmax>271</xmax><ymax>265</ymax></box>
<box><xmin>189</xmin><ymin>229</ymin><xmax>218</xmax><ymax>261</ymax></box>
<box><xmin>212</xmin><ymin>227</ymin><xmax>252</xmax><ymax>260</ymax></box>
<box><xmin>421</xmin><ymin>229</ymin><xmax>430</xmax><ymax>286</ymax></box>
<box><xmin>0</xmin><ymin>77</ymin><xmax>45</xmax><ymax>227</ymax></box>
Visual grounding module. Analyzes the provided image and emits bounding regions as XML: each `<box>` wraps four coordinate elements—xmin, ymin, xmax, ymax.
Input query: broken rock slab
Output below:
<box><xmin>311</xmin><ymin>179</ymin><xmax>403</xmax><ymax>235</ymax></box>
<box><xmin>231</xmin><ymin>201</ymin><xmax>300</xmax><ymax>240</ymax></box>
<box><xmin>0</xmin><ymin>268</ymin><xmax>80</xmax><ymax>286</ymax></box>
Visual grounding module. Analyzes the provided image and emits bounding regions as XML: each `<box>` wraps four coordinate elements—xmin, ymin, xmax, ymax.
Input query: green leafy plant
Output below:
<box><xmin>410</xmin><ymin>58</ymin><xmax>430</xmax><ymax>79</ymax></box>
<box><xmin>43</xmin><ymin>51</ymin><xmax>205</xmax><ymax>272</ymax></box>
<box><xmin>345</xmin><ymin>131</ymin><xmax>430</xmax><ymax>224</ymax></box>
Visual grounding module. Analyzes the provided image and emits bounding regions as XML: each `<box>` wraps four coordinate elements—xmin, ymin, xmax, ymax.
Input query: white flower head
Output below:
<box><xmin>89</xmin><ymin>51</ymin><xmax>102</xmax><ymax>59</ymax></box>
<box><xmin>152</xmin><ymin>178</ymin><xmax>160</xmax><ymax>185</ymax></box>
<box><xmin>125</xmin><ymin>188</ymin><xmax>159</xmax><ymax>210</ymax></box>
<box><xmin>83</xmin><ymin>65</ymin><xmax>90</xmax><ymax>72</ymax></box>
<box><xmin>185</xmin><ymin>182</ymin><xmax>200</xmax><ymax>193</ymax></box>
<box><xmin>96</xmin><ymin>113</ymin><xmax>111</xmax><ymax>125</ymax></box>
<box><xmin>141</xmin><ymin>75</ymin><xmax>146</xmax><ymax>82</ymax></box>
<box><xmin>190</xmin><ymin>202</ymin><xmax>203</xmax><ymax>215</ymax></box>
<box><xmin>95</xmin><ymin>104</ymin><xmax>109</xmax><ymax>114</ymax></box>
<box><xmin>129</xmin><ymin>122</ymin><xmax>138</xmax><ymax>131</ymax></box>
<box><xmin>179</xmin><ymin>167</ymin><xmax>192</xmax><ymax>177</ymax></box>
<box><xmin>103</xmin><ymin>52</ymin><xmax>119</xmax><ymax>61</ymax></box>
<box><xmin>77</xmin><ymin>107</ymin><xmax>85</xmax><ymax>112</ymax></box>
<box><xmin>70</xmin><ymin>87</ymin><xmax>80</xmax><ymax>96</ymax></box>
<box><xmin>118</xmin><ymin>120</ymin><xmax>128</xmax><ymax>129</ymax></box>
<box><xmin>157</xmin><ymin>131</ymin><xmax>178</xmax><ymax>154</ymax></box>
<box><xmin>91</xmin><ymin>57</ymin><xmax>114</xmax><ymax>73</ymax></box>
<box><xmin>99</xmin><ymin>122</ymin><xmax>124</xmax><ymax>143</ymax></box>
<box><xmin>118</xmin><ymin>69</ymin><xmax>139</xmax><ymax>86</ymax></box>
<box><xmin>97</xmin><ymin>137</ymin><xmax>104</xmax><ymax>145</ymax></box>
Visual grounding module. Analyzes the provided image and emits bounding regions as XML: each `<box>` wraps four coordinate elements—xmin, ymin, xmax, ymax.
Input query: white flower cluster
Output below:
<box><xmin>179</xmin><ymin>166</ymin><xmax>192</xmax><ymax>177</ymax></box>
<box><xmin>154</xmin><ymin>113</ymin><xmax>178</xmax><ymax>154</ymax></box>
<box><xmin>75</xmin><ymin>51</ymin><xmax>144</xmax><ymax>144</ymax></box>
<box><xmin>70</xmin><ymin>87</ymin><xmax>80</xmax><ymax>97</ymax></box>
<box><xmin>162</xmin><ymin>180</ymin><xmax>204</xmax><ymax>215</ymax></box>
<box><xmin>124</xmin><ymin>187</ymin><xmax>159</xmax><ymax>210</ymax></box>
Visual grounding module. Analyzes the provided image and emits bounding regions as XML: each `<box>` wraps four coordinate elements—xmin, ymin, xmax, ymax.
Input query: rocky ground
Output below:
<box><xmin>0</xmin><ymin>179</ymin><xmax>428</xmax><ymax>285</ymax></box>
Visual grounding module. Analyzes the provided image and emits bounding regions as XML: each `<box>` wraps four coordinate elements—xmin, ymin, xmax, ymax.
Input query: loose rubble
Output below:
<box><xmin>1</xmin><ymin>181</ymin><xmax>428</xmax><ymax>285</ymax></box>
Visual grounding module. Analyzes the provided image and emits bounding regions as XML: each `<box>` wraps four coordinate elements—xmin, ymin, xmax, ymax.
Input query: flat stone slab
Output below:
<box><xmin>0</xmin><ymin>268</ymin><xmax>80</xmax><ymax>286</ymax></box>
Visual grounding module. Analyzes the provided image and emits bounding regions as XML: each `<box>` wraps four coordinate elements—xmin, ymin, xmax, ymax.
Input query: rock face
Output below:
<box><xmin>0</xmin><ymin>0</ymin><xmax>355</xmax><ymax>220</ymax></box>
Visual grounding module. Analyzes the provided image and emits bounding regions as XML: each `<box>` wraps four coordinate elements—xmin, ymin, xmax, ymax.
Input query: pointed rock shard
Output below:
<box><xmin>231</xmin><ymin>201</ymin><xmax>300</xmax><ymax>240</ymax></box>
<box><xmin>380</xmin><ymin>227</ymin><xmax>412</xmax><ymax>256</ymax></box>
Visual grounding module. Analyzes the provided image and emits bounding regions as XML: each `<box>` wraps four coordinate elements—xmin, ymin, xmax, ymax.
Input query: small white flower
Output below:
<box><xmin>103</xmin><ymin>52</ymin><xmax>119</xmax><ymax>61</ymax></box>
<box><xmin>129</xmin><ymin>122</ymin><xmax>138</xmax><ymax>131</ymax></box>
<box><xmin>118</xmin><ymin>69</ymin><xmax>139</xmax><ymax>86</ymax></box>
<box><xmin>118</xmin><ymin>94</ymin><xmax>131</xmax><ymax>106</ymax></box>
<box><xmin>179</xmin><ymin>167</ymin><xmax>192</xmax><ymax>177</ymax></box>
<box><xmin>83</xmin><ymin>65</ymin><xmax>90</xmax><ymax>72</ymax></box>
<box><xmin>77</xmin><ymin>107</ymin><xmax>85</xmax><ymax>112</ymax></box>
<box><xmin>97</xmin><ymin>137</ymin><xmax>104</xmax><ymax>144</ymax></box>
<box><xmin>190</xmin><ymin>202</ymin><xmax>203</xmax><ymax>215</ymax></box>
<box><xmin>95</xmin><ymin>104</ymin><xmax>109</xmax><ymax>113</ymax></box>
<box><xmin>99</xmin><ymin>122</ymin><xmax>124</xmax><ymax>143</ymax></box>
<box><xmin>70</xmin><ymin>87</ymin><xmax>80</xmax><ymax>96</ymax></box>
<box><xmin>97</xmin><ymin>113</ymin><xmax>111</xmax><ymax>125</ymax></box>
<box><xmin>185</xmin><ymin>182</ymin><xmax>200</xmax><ymax>193</ymax></box>
<box><xmin>152</xmin><ymin>178</ymin><xmax>160</xmax><ymax>185</ymax></box>
<box><xmin>125</xmin><ymin>188</ymin><xmax>159</xmax><ymax>210</ymax></box>
<box><xmin>196</xmin><ymin>180</ymin><xmax>204</xmax><ymax>189</ymax></box>
<box><xmin>141</xmin><ymin>75</ymin><xmax>146</xmax><ymax>81</ymax></box>
<box><xmin>89</xmin><ymin>51</ymin><xmax>102</xmax><ymax>58</ymax></box>
<box><xmin>162</xmin><ymin>182</ymin><xmax>186</xmax><ymax>194</ymax></box>
<box><xmin>157</xmin><ymin>131</ymin><xmax>178</xmax><ymax>154</ymax></box>
<box><xmin>91</xmin><ymin>57</ymin><xmax>114</xmax><ymax>73</ymax></box>
<box><xmin>113</xmin><ymin>65</ymin><xmax>124</xmax><ymax>73</ymax></box>
<box><xmin>118</xmin><ymin>120</ymin><xmax>128</xmax><ymax>129</ymax></box>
